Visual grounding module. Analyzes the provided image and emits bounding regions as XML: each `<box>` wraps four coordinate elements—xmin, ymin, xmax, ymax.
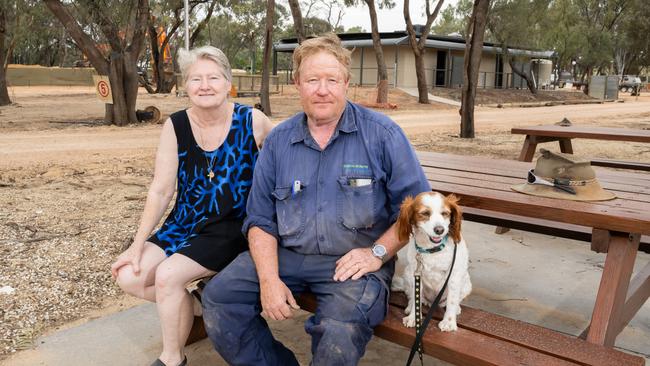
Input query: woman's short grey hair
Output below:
<box><xmin>177</xmin><ymin>46</ymin><xmax>232</xmax><ymax>84</ymax></box>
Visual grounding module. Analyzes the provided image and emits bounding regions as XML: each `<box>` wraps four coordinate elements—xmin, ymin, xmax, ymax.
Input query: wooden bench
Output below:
<box><xmin>511</xmin><ymin>125</ymin><xmax>650</xmax><ymax>171</ymax></box>
<box><xmin>299</xmin><ymin>292</ymin><xmax>643</xmax><ymax>366</ymax></box>
<box><xmin>186</xmin><ymin>282</ymin><xmax>643</xmax><ymax>365</ymax></box>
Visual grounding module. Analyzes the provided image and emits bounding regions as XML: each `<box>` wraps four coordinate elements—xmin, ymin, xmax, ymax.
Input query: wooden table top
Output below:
<box><xmin>510</xmin><ymin>125</ymin><xmax>650</xmax><ymax>143</ymax></box>
<box><xmin>416</xmin><ymin>151</ymin><xmax>650</xmax><ymax>235</ymax></box>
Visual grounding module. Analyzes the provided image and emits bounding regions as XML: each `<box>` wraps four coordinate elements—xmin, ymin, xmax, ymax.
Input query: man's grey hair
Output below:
<box><xmin>177</xmin><ymin>46</ymin><xmax>232</xmax><ymax>84</ymax></box>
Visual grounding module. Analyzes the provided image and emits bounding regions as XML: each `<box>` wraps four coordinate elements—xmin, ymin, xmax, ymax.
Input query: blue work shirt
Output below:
<box><xmin>242</xmin><ymin>101</ymin><xmax>431</xmax><ymax>256</ymax></box>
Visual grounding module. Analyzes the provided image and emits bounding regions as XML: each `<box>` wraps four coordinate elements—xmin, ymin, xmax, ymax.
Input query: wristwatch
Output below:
<box><xmin>371</xmin><ymin>243</ymin><xmax>387</xmax><ymax>263</ymax></box>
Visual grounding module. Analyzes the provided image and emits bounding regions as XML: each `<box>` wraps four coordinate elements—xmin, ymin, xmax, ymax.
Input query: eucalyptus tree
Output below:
<box><xmin>460</xmin><ymin>0</ymin><xmax>489</xmax><ymax>138</ymax></box>
<box><xmin>44</xmin><ymin>0</ymin><xmax>150</xmax><ymax>125</ymax></box>
<box><xmin>431</xmin><ymin>0</ymin><xmax>472</xmax><ymax>36</ymax></box>
<box><xmin>0</xmin><ymin>1</ymin><xmax>11</xmax><ymax>105</ymax></box>
<box><xmin>404</xmin><ymin>0</ymin><xmax>445</xmax><ymax>104</ymax></box>
<box><xmin>147</xmin><ymin>0</ymin><xmax>221</xmax><ymax>94</ymax></box>
<box><xmin>260</xmin><ymin>0</ymin><xmax>275</xmax><ymax>115</ymax></box>
<box><xmin>345</xmin><ymin>0</ymin><xmax>394</xmax><ymax>104</ymax></box>
<box><xmin>487</xmin><ymin>0</ymin><xmax>551</xmax><ymax>94</ymax></box>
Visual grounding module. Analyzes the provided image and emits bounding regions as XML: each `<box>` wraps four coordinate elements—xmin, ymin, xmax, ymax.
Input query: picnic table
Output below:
<box><xmin>417</xmin><ymin>151</ymin><xmax>649</xmax><ymax>348</ymax></box>
<box><xmin>188</xmin><ymin>151</ymin><xmax>648</xmax><ymax>365</ymax></box>
<box><xmin>511</xmin><ymin>125</ymin><xmax>650</xmax><ymax>171</ymax></box>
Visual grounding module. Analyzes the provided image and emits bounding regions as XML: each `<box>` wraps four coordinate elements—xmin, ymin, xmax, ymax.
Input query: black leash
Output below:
<box><xmin>406</xmin><ymin>242</ymin><xmax>458</xmax><ymax>366</ymax></box>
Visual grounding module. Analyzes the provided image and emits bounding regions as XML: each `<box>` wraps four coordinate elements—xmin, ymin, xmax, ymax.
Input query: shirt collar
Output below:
<box><xmin>289</xmin><ymin>102</ymin><xmax>357</xmax><ymax>145</ymax></box>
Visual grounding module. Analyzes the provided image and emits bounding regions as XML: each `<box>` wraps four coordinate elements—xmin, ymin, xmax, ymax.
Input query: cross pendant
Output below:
<box><xmin>208</xmin><ymin>170</ymin><xmax>215</xmax><ymax>181</ymax></box>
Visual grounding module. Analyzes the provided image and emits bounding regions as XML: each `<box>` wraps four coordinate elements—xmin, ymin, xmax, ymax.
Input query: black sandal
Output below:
<box><xmin>150</xmin><ymin>356</ymin><xmax>187</xmax><ymax>366</ymax></box>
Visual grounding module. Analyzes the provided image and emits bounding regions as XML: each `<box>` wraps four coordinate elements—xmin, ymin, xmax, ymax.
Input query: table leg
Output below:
<box><xmin>517</xmin><ymin>136</ymin><xmax>537</xmax><ymax>162</ymax></box>
<box><xmin>558</xmin><ymin>138</ymin><xmax>573</xmax><ymax>154</ymax></box>
<box><xmin>586</xmin><ymin>232</ymin><xmax>640</xmax><ymax>347</ymax></box>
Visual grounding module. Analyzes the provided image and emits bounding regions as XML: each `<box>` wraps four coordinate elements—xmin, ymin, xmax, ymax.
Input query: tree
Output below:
<box><xmin>460</xmin><ymin>0</ymin><xmax>489</xmax><ymax>138</ymax></box>
<box><xmin>487</xmin><ymin>0</ymin><xmax>552</xmax><ymax>94</ymax></box>
<box><xmin>260</xmin><ymin>0</ymin><xmax>274</xmax><ymax>115</ymax></box>
<box><xmin>404</xmin><ymin>0</ymin><xmax>445</xmax><ymax>104</ymax></box>
<box><xmin>44</xmin><ymin>0</ymin><xmax>150</xmax><ymax>126</ymax></box>
<box><xmin>431</xmin><ymin>0</ymin><xmax>472</xmax><ymax>36</ymax></box>
<box><xmin>287</xmin><ymin>0</ymin><xmax>305</xmax><ymax>43</ymax></box>
<box><xmin>147</xmin><ymin>0</ymin><xmax>220</xmax><ymax>94</ymax></box>
<box><xmin>345</xmin><ymin>0</ymin><xmax>394</xmax><ymax>104</ymax></box>
<box><xmin>0</xmin><ymin>2</ymin><xmax>12</xmax><ymax>105</ymax></box>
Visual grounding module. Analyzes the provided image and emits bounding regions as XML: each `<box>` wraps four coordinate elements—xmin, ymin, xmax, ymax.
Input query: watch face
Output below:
<box><xmin>373</xmin><ymin>244</ymin><xmax>386</xmax><ymax>257</ymax></box>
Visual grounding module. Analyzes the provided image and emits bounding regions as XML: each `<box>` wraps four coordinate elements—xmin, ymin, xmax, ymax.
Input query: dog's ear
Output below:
<box><xmin>446</xmin><ymin>194</ymin><xmax>463</xmax><ymax>244</ymax></box>
<box><xmin>396</xmin><ymin>195</ymin><xmax>416</xmax><ymax>243</ymax></box>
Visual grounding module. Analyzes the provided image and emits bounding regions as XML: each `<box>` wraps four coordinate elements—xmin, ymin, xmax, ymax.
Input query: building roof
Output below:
<box><xmin>275</xmin><ymin>31</ymin><xmax>554</xmax><ymax>58</ymax></box>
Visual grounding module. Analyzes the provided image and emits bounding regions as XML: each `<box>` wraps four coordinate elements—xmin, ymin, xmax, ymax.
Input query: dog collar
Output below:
<box><xmin>415</xmin><ymin>235</ymin><xmax>448</xmax><ymax>254</ymax></box>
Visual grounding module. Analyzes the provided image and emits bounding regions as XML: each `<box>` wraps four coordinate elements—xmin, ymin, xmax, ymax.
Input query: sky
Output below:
<box><xmin>339</xmin><ymin>0</ymin><xmax>459</xmax><ymax>33</ymax></box>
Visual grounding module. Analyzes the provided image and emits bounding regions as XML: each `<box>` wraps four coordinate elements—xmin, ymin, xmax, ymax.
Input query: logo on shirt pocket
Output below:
<box><xmin>273</xmin><ymin>186</ymin><xmax>306</xmax><ymax>237</ymax></box>
<box><xmin>336</xmin><ymin>176</ymin><xmax>375</xmax><ymax>230</ymax></box>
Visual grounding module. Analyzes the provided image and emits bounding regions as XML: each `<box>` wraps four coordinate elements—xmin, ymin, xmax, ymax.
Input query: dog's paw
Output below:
<box><xmin>404</xmin><ymin>306</ymin><xmax>411</xmax><ymax>315</ymax></box>
<box><xmin>402</xmin><ymin>314</ymin><xmax>416</xmax><ymax>328</ymax></box>
<box><xmin>438</xmin><ymin>317</ymin><xmax>458</xmax><ymax>332</ymax></box>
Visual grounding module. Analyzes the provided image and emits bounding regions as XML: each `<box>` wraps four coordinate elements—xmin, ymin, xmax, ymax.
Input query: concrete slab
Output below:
<box><xmin>2</xmin><ymin>222</ymin><xmax>648</xmax><ymax>365</ymax></box>
<box><xmin>399</xmin><ymin>87</ymin><xmax>462</xmax><ymax>107</ymax></box>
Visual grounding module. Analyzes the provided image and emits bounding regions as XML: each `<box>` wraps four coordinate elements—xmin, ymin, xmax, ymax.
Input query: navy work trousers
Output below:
<box><xmin>202</xmin><ymin>247</ymin><xmax>390</xmax><ymax>366</ymax></box>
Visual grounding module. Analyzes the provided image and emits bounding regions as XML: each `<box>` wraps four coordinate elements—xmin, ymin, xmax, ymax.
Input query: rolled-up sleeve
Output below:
<box><xmin>242</xmin><ymin>132</ymin><xmax>279</xmax><ymax>239</ymax></box>
<box><xmin>382</xmin><ymin>126</ymin><xmax>431</xmax><ymax>223</ymax></box>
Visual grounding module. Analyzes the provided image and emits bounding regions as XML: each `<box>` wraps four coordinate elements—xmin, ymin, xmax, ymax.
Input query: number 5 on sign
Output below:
<box><xmin>92</xmin><ymin>75</ymin><xmax>113</xmax><ymax>104</ymax></box>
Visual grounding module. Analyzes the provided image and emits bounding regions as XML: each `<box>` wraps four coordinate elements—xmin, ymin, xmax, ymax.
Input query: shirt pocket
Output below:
<box><xmin>272</xmin><ymin>186</ymin><xmax>305</xmax><ymax>238</ymax></box>
<box><xmin>336</xmin><ymin>176</ymin><xmax>375</xmax><ymax>230</ymax></box>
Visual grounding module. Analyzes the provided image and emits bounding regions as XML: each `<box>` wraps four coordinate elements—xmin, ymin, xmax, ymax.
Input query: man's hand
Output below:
<box><xmin>334</xmin><ymin>247</ymin><xmax>382</xmax><ymax>282</ymax></box>
<box><xmin>260</xmin><ymin>278</ymin><xmax>300</xmax><ymax>321</ymax></box>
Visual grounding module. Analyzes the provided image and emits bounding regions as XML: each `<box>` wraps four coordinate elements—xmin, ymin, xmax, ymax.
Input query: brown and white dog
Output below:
<box><xmin>391</xmin><ymin>192</ymin><xmax>472</xmax><ymax>331</ymax></box>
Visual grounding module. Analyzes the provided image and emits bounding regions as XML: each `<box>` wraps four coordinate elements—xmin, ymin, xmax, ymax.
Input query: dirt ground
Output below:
<box><xmin>0</xmin><ymin>85</ymin><xmax>649</xmax><ymax>358</ymax></box>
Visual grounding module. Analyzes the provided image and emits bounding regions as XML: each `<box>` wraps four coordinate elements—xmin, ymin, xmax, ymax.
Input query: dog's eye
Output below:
<box><xmin>442</xmin><ymin>211</ymin><xmax>451</xmax><ymax>218</ymax></box>
<box><xmin>420</xmin><ymin>210</ymin><xmax>431</xmax><ymax>217</ymax></box>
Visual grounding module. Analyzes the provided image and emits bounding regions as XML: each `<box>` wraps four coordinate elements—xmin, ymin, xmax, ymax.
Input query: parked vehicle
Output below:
<box><xmin>619</xmin><ymin>75</ymin><xmax>642</xmax><ymax>93</ymax></box>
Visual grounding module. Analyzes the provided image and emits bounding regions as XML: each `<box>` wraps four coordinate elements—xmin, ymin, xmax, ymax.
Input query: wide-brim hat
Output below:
<box><xmin>511</xmin><ymin>149</ymin><xmax>616</xmax><ymax>201</ymax></box>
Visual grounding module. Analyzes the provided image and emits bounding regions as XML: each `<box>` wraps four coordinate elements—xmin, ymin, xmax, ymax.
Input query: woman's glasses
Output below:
<box><xmin>527</xmin><ymin>169</ymin><xmax>576</xmax><ymax>195</ymax></box>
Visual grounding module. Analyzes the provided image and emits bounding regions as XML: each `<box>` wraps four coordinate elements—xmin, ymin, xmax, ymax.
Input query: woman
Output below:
<box><xmin>110</xmin><ymin>46</ymin><xmax>273</xmax><ymax>366</ymax></box>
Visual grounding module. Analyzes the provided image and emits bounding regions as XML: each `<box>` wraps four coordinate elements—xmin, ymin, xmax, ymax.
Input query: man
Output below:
<box><xmin>202</xmin><ymin>34</ymin><xmax>430</xmax><ymax>365</ymax></box>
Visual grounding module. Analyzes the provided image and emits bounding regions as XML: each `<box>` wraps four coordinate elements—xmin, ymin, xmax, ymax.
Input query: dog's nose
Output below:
<box><xmin>434</xmin><ymin>225</ymin><xmax>445</xmax><ymax>235</ymax></box>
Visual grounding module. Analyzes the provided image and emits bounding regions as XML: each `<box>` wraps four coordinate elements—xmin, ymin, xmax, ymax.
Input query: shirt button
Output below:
<box><xmin>319</xmin><ymin>235</ymin><xmax>325</xmax><ymax>241</ymax></box>
<box><xmin>319</xmin><ymin>179</ymin><xmax>324</xmax><ymax>185</ymax></box>
<box><xmin>317</xmin><ymin>206</ymin><xmax>323</xmax><ymax>212</ymax></box>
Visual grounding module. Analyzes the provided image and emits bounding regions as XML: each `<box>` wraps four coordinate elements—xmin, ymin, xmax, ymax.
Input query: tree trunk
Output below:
<box><xmin>460</xmin><ymin>0</ymin><xmax>489</xmax><ymax>139</ymax></box>
<box><xmin>414</xmin><ymin>51</ymin><xmax>429</xmax><ymax>104</ymax></box>
<box><xmin>508</xmin><ymin>58</ymin><xmax>536</xmax><ymax>94</ymax></box>
<box><xmin>365</xmin><ymin>0</ymin><xmax>388</xmax><ymax>104</ymax></box>
<box><xmin>260</xmin><ymin>0</ymin><xmax>274</xmax><ymax>116</ymax></box>
<box><xmin>288</xmin><ymin>0</ymin><xmax>305</xmax><ymax>43</ymax></box>
<box><xmin>0</xmin><ymin>6</ymin><xmax>10</xmax><ymax>106</ymax></box>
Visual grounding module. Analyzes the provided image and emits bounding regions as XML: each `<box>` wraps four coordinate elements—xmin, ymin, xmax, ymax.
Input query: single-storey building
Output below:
<box><xmin>273</xmin><ymin>29</ymin><xmax>554</xmax><ymax>89</ymax></box>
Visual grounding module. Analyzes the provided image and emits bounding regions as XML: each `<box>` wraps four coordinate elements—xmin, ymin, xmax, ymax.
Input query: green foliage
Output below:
<box><xmin>4</xmin><ymin>0</ymin><xmax>82</xmax><ymax>66</ymax></box>
<box><xmin>431</xmin><ymin>0</ymin><xmax>472</xmax><ymax>36</ymax></box>
<box><xmin>191</xmin><ymin>1</ymin><xmax>287</xmax><ymax>72</ymax></box>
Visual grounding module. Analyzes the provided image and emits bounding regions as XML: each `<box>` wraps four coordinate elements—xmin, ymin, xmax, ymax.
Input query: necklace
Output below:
<box><xmin>190</xmin><ymin>109</ymin><xmax>230</xmax><ymax>182</ymax></box>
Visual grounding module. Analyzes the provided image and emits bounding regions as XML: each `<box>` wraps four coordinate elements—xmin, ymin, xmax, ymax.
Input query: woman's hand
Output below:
<box><xmin>110</xmin><ymin>243</ymin><xmax>144</xmax><ymax>279</ymax></box>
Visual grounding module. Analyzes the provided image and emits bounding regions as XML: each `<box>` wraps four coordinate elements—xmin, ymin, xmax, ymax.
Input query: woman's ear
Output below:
<box><xmin>446</xmin><ymin>194</ymin><xmax>463</xmax><ymax>244</ymax></box>
<box><xmin>396</xmin><ymin>195</ymin><xmax>416</xmax><ymax>243</ymax></box>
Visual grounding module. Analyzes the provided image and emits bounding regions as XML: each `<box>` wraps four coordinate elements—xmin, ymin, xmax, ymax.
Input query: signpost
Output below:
<box><xmin>92</xmin><ymin>75</ymin><xmax>113</xmax><ymax>104</ymax></box>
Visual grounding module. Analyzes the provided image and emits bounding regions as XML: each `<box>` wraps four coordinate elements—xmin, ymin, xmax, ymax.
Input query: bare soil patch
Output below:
<box><xmin>0</xmin><ymin>86</ymin><xmax>649</xmax><ymax>358</ymax></box>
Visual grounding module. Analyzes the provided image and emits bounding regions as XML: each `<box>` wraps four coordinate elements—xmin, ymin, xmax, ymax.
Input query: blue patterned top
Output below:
<box><xmin>153</xmin><ymin>103</ymin><xmax>259</xmax><ymax>255</ymax></box>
